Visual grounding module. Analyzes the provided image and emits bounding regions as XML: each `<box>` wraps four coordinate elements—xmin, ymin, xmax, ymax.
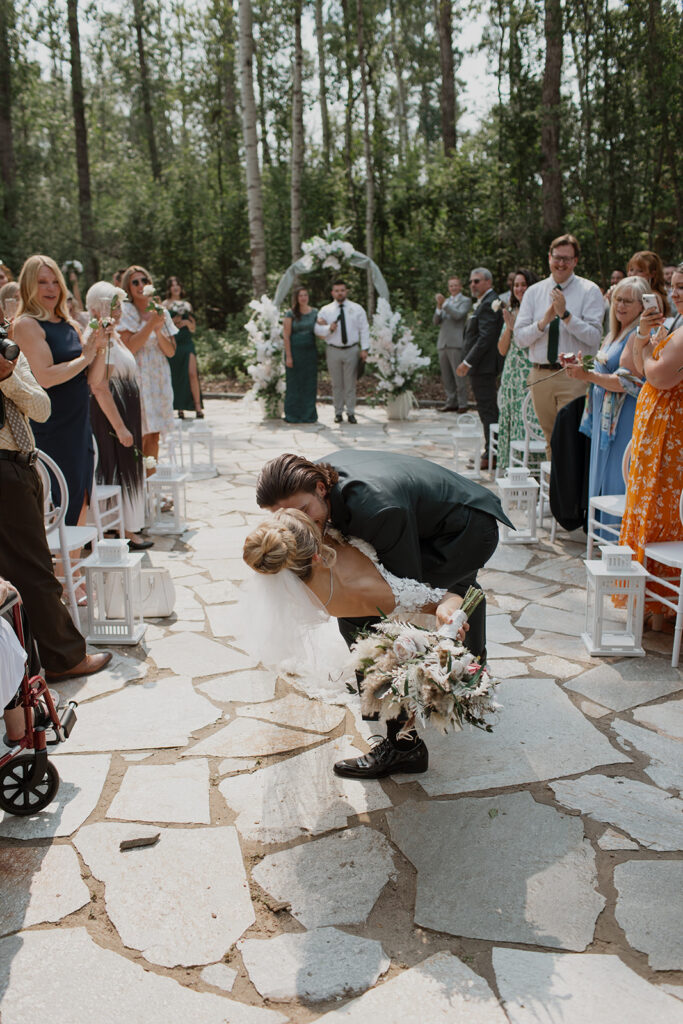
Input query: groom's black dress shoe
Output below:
<box><xmin>333</xmin><ymin>736</ymin><xmax>428</xmax><ymax>779</ymax></box>
<box><xmin>334</xmin><ymin>413</ymin><xmax>343</xmax><ymax>423</ymax></box>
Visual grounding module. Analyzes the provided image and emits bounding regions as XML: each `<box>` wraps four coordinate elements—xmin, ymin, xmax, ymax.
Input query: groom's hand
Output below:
<box><xmin>436</xmin><ymin>594</ymin><xmax>469</xmax><ymax>641</ymax></box>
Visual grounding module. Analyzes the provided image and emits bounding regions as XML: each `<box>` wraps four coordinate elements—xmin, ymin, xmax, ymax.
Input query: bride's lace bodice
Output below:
<box><xmin>326</xmin><ymin>528</ymin><xmax>447</xmax><ymax>615</ymax></box>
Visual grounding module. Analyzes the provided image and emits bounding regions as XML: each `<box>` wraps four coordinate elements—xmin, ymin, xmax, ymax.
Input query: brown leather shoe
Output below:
<box><xmin>480</xmin><ymin>455</ymin><xmax>496</xmax><ymax>471</ymax></box>
<box><xmin>45</xmin><ymin>652</ymin><xmax>113</xmax><ymax>681</ymax></box>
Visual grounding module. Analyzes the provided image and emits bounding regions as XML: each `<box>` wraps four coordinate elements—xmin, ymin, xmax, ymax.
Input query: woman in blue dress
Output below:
<box><xmin>14</xmin><ymin>255</ymin><xmax>107</xmax><ymax>525</ymax></box>
<box><xmin>563</xmin><ymin>276</ymin><xmax>648</xmax><ymax>539</ymax></box>
<box><xmin>283</xmin><ymin>287</ymin><xmax>318</xmax><ymax>423</ymax></box>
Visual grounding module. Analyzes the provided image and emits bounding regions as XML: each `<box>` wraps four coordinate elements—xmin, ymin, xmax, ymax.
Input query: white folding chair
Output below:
<box><xmin>88</xmin><ymin>436</ymin><xmax>125</xmax><ymax>541</ymax></box>
<box><xmin>509</xmin><ymin>393</ymin><xmax>546</xmax><ymax>478</ymax></box>
<box><xmin>642</xmin><ymin>487</ymin><xmax>683</xmax><ymax>667</ymax></box>
<box><xmin>35</xmin><ymin>450</ymin><xmax>99</xmax><ymax>627</ymax></box>
<box><xmin>538</xmin><ymin>460</ymin><xmax>558</xmax><ymax>542</ymax></box>
<box><xmin>489</xmin><ymin>423</ymin><xmax>500</xmax><ymax>477</ymax></box>
<box><xmin>586</xmin><ymin>442</ymin><xmax>631</xmax><ymax>559</ymax></box>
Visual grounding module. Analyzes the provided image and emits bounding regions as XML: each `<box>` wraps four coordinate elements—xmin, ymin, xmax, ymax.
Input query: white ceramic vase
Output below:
<box><xmin>386</xmin><ymin>390</ymin><xmax>414</xmax><ymax>420</ymax></box>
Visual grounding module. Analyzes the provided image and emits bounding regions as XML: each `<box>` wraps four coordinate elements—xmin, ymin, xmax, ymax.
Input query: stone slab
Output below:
<box><xmin>485</xmin><ymin>547</ymin><xmax>535</xmax><ymax>572</ymax></box>
<box><xmin>316</xmin><ymin>951</ymin><xmax>508</xmax><ymax>1024</ymax></box>
<box><xmin>252</xmin><ymin>825</ymin><xmax>396</xmax><ymax>928</ymax></box>
<box><xmin>529</xmin><ymin>655</ymin><xmax>582</xmax><ymax>679</ymax></box>
<box><xmin>218</xmin><ymin>757</ymin><xmax>260</xmax><ymax>774</ymax></box>
<box><xmin>492</xmin><ymin>947</ymin><xmax>682</xmax><ymax>1024</ymax></box>
<box><xmin>597</xmin><ymin>827</ymin><xmax>639</xmax><ymax>850</ymax></box>
<box><xmin>612</xmin><ymin>719</ymin><xmax>682</xmax><ymax>794</ymax></box>
<box><xmin>633</xmin><ymin>699</ymin><xmax>683</xmax><ymax>741</ymax></box>
<box><xmin>578</xmin><ymin>698</ymin><xmax>611</xmax><ymax>719</ymax></box>
<box><xmin>239</xmin><ymin>927</ymin><xmax>389</xmax><ymax>1002</ymax></box>
<box><xmin>388</xmin><ymin>792</ymin><xmax>603</xmax><ymax>950</ymax></box>
<box><xmin>237</xmin><ymin>693</ymin><xmax>346</xmax><ymax>733</ymax></box>
<box><xmin>614</xmin><ymin>860</ymin><xmax>683</xmax><ymax>970</ymax></box>
<box><xmin>396</xmin><ymin>678</ymin><xmax>629</xmax><ymax>796</ymax></box>
<box><xmin>74</xmin><ymin>823</ymin><xmax>254</xmax><ymax>967</ymax></box>
<box><xmin>149</xmin><ymin>631</ymin><xmax>256</xmax><ymax>677</ymax></box>
<box><xmin>543</xmin><ymin>589</ymin><xmax>590</xmax><ymax>614</ymax></box>
<box><xmin>198</xmin><ymin>670</ymin><xmax>277</xmax><ymax>705</ymax></box>
<box><xmin>488</xmin><ymin>659</ymin><xmax>528</xmax><ymax>679</ymax></box>
<box><xmin>0</xmin><ymin>754</ymin><xmax>110</xmax><ymax>840</ymax></box>
<box><xmin>515</xmin><ymin>604</ymin><xmax>585</xmax><ymax>637</ymax></box>
<box><xmin>551</xmin><ymin>776</ymin><xmax>683</xmax><ymax>851</ymax></box>
<box><xmin>528</xmin><ymin>556</ymin><xmax>588</xmax><ymax>587</ymax></box>
<box><xmin>487</xmin><ymin>614</ymin><xmax>525</xmax><ymax>644</ymax></box>
<box><xmin>490</xmin><ymin>594</ymin><xmax>529</xmax><ymax>613</ymax></box>
<box><xmin>0</xmin><ymin>845</ymin><xmax>89</xmax><ymax>934</ymax></box>
<box><xmin>171</xmin><ymin>584</ymin><xmax>205</xmax><ymax>621</ymax></box>
<box><xmin>0</xmin><ymin>928</ymin><xmax>286</xmax><ymax>1024</ymax></box>
<box><xmin>564</xmin><ymin>660</ymin><xmax>682</xmax><ymax>712</ymax></box>
<box><xmin>219</xmin><ymin>739</ymin><xmax>391</xmax><ymax>843</ymax></box>
<box><xmin>206</xmin><ymin>604</ymin><xmax>242</xmax><ymax>638</ymax></box>
<box><xmin>523</xmin><ymin>631</ymin><xmax>593</xmax><ymax>663</ymax></box>
<box><xmin>168</xmin><ymin>620</ymin><xmax>206</xmax><ymax>632</ymax></box>
<box><xmin>200</xmin><ymin>963</ymin><xmax>237</xmax><ymax>991</ymax></box>
<box><xmin>196</xmin><ymin>579</ymin><xmax>241</xmax><ymax>604</ymax></box>
<box><xmin>53</xmin><ymin>652</ymin><xmax>148</xmax><ymax>703</ymax></box>
<box><xmin>106</xmin><ymin>760</ymin><xmax>211</xmax><ymax>823</ymax></box>
<box><xmin>62</xmin><ymin>676</ymin><xmax>219</xmax><ymax>753</ymax></box>
<box><xmin>486</xmin><ymin>641</ymin><xmax>529</xmax><ymax>659</ymax></box>
<box><xmin>479</xmin><ymin>570</ymin><xmax>559</xmax><ymax>601</ymax></box>
<box><xmin>182</xmin><ymin>717</ymin><xmax>323</xmax><ymax>759</ymax></box>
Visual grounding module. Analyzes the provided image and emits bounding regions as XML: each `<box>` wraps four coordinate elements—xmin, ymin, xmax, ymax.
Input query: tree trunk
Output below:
<box><xmin>290</xmin><ymin>0</ymin><xmax>304</xmax><ymax>261</ymax></box>
<box><xmin>254</xmin><ymin>37</ymin><xmax>272</xmax><ymax>167</ymax></box>
<box><xmin>238</xmin><ymin>0</ymin><xmax>267</xmax><ymax>296</ymax></box>
<box><xmin>540</xmin><ymin>0</ymin><xmax>563</xmax><ymax>241</ymax></box>
<box><xmin>435</xmin><ymin>0</ymin><xmax>456</xmax><ymax>154</ymax></box>
<box><xmin>314</xmin><ymin>0</ymin><xmax>331</xmax><ymax>169</ymax></box>
<box><xmin>0</xmin><ymin>0</ymin><xmax>17</xmax><ymax>240</ymax></box>
<box><xmin>389</xmin><ymin>0</ymin><xmax>409</xmax><ymax>158</ymax></box>
<box><xmin>340</xmin><ymin>0</ymin><xmax>359</xmax><ymax>233</ymax></box>
<box><xmin>132</xmin><ymin>0</ymin><xmax>161</xmax><ymax>180</ymax></box>
<box><xmin>356</xmin><ymin>0</ymin><xmax>375</xmax><ymax>313</ymax></box>
<box><xmin>66</xmin><ymin>0</ymin><xmax>98</xmax><ymax>284</ymax></box>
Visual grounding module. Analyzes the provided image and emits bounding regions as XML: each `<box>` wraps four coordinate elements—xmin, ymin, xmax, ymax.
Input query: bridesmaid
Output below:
<box><xmin>283</xmin><ymin>286</ymin><xmax>318</xmax><ymax>423</ymax></box>
<box><xmin>496</xmin><ymin>269</ymin><xmax>539</xmax><ymax>472</ymax></box>
<box><xmin>14</xmin><ymin>255</ymin><xmax>106</xmax><ymax>525</ymax></box>
<box><xmin>163</xmin><ymin>276</ymin><xmax>203</xmax><ymax>419</ymax></box>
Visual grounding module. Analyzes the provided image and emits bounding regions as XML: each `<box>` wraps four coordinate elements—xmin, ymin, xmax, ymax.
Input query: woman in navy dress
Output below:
<box><xmin>14</xmin><ymin>255</ymin><xmax>107</xmax><ymax>525</ymax></box>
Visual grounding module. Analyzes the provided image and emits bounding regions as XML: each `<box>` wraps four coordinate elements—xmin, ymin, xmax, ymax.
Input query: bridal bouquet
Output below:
<box><xmin>367</xmin><ymin>298</ymin><xmax>430</xmax><ymax>397</ymax></box>
<box><xmin>351</xmin><ymin>588</ymin><xmax>499</xmax><ymax>735</ymax></box>
<box><xmin>244</xmin><ymin>295</ymin><xmax>286</xmax><ymax>417</ymax></box>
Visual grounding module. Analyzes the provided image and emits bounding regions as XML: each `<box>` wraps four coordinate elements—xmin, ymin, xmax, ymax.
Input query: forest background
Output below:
<box><xmin>0</xmin><ymin>0</ymin><xmax>681</xmax><ymax>381</ymax></box>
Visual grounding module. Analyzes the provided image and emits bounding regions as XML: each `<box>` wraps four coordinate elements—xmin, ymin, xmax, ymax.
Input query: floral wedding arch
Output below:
<box><xmin>244</xmin><ymin>225</ymin><xmax>429</xmax><ymax>418</ymax></box>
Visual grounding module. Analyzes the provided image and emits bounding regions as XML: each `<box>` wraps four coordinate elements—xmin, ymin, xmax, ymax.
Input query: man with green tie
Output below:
<box><xmin>515</xmin><ymin>234</ymin><xmax>603</xmax><ymax>459</ymax></box>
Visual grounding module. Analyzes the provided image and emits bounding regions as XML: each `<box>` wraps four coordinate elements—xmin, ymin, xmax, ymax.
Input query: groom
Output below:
<box><xmin>256</xmin><ymin>450</ymin><xmax>511</xmax><ymax>780</ymax></box>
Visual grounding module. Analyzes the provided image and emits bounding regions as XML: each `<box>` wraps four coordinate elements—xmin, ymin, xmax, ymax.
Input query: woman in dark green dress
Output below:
<box><xmin>163</xmin><ymin>276</ymin><xmax>204</xmax><ymax>419</ymax></box>
<box><xmin>283</xmin><ymin>287</ymin><xmax>318</xmax><ymax>423</ymax></box>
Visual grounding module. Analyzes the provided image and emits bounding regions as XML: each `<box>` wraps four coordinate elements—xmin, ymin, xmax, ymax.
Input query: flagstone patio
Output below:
<box><xmin>0</xmin><ymin>399</ymin><xmax>681</xmax><ymax>1023</ymax></box>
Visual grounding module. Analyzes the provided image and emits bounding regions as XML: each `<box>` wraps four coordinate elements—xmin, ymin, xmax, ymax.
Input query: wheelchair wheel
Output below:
<box><xmin>0</xmin><ymin>754</ymin><xmax>60</xmax><ymax>815</ymax></box>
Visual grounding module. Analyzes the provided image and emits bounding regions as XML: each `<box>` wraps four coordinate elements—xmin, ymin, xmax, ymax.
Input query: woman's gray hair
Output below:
<box><xmin>85</xmin><ymin>280</ymin><xmax>127</xmax><ymax>319</ymax></box>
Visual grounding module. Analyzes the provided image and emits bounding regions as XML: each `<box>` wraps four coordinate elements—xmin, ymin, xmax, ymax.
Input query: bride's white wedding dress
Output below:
<box><xmin>233</xmin><ymin>530</ymin><xmax>447</xmax><ymax>698</ymax></box>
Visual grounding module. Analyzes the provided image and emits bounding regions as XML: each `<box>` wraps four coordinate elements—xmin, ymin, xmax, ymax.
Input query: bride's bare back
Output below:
<box><xmin>305</xmin><ymin>539</ymin><xmax>397</xmax><ymax>618</ymax></box>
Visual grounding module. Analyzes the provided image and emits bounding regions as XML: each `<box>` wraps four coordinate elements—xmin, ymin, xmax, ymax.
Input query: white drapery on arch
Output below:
<box><xmin>273</xmin><ymin>250</ymin><xmax>390</xmax><ymax>308</ymax></box>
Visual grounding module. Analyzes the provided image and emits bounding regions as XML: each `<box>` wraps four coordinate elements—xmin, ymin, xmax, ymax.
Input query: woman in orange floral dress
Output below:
<box><xmin>619</xmin><ymin>263</ymin><xmax>683</xmax><ymax>618</ymax></box>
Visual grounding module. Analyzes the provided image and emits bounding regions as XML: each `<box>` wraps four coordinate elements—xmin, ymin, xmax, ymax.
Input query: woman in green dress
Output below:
<box><xmin>283</xmin><ymin>287</ymin><xmax>318</xmax><ymax>423</ymax></box>
<box><xmin>163</xmin><ymin>276</ymin><xmax>204</xmax><ymax>419</ymax></box>
<box><xmin>497</xmin><ymin>269</ymin><xmax>539</xmax><ymax>472</ymax></box>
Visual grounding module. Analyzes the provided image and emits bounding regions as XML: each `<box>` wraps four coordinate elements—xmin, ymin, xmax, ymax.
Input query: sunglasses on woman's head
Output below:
<box><xmin>131</xmin><ymin>276</ymin><xmax>149</xmax><ymax>287</ymax></box>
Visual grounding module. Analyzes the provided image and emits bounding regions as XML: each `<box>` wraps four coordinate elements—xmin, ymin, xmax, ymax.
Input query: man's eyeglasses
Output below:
<box><xmin>550</xmin><ymin>254</ymin><xmax>575</xmax><ymax>265</ymax></box>
<box><xmin>131</xmin><ymin>276</ymin><xmax>150</xmax><ymax>287</ymax></box>
<box><xmin>470</xmin><ymin>278</ymin><xmax>481</xmax><ymax>284</ymax></box>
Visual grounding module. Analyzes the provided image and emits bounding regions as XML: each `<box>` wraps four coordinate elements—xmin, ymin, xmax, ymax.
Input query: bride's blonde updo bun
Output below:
<box><xmin>243</xmin><ymin>508</ymin><xmax>336</xmax><ymax>581</ymax></box>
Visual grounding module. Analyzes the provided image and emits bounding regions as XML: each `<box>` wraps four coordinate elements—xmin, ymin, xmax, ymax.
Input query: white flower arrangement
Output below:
<box><xmin>367</xmin><ymin>297</ymin><xmax>430</xmax><ymax>397</ymax></box>
<box><xmin>298</xmin><ymin>224</ymin><xmax>355</xmax><ymax>273</ymax></box>
<box><xmin>244</xmin><ymin>295</ymin><xmax>286</xmax><ymax>417</ymax></box>
<box><xmin>352</xmin><ymin>588</ymin><xmax>500</xmax><ymax>736</ymax></box>
<box><xmin>61</xmin><ymin>259</ymin><xmax>83</xmax><ymax>276</ymax></box>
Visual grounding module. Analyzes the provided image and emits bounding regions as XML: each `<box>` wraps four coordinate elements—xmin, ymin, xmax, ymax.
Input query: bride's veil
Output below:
<box><xmin>232</xmin><ymin>569</ymin><xmax>353</xmax><ymax>697</ymax></box>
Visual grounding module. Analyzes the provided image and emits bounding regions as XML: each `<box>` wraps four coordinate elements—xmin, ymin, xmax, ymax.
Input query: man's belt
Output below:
<box><xmin>0</xmin><ymin>449</ymin><xmax>38</xmax><ymax>466</ymax></box>
<box><xmin>532</xmin><ymin>362</ymin><xmax>562</xmax><ymax>371</ymax></box>
<box><xmin>327</xmin><ymin>342</ymin><xmax>359</xmax><ymax>349</ymax></box>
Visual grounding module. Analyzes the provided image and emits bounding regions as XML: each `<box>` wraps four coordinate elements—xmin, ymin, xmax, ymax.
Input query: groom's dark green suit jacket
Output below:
<box><xmin>323</xmin><ymin>449</ymin><xmax>512</xmax><ymax>594</ymax></box>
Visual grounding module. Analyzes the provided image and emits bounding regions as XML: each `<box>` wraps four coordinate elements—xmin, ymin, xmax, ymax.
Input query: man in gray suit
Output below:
<box><xmin>433</xmin><ymin>276</ymin><xmax>472</xmax><ymax>412</ymax></box>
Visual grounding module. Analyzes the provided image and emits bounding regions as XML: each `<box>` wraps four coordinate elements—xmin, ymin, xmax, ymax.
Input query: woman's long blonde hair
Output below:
<box><xmin>606</xmin><ymin>276</ymin><xmax>648</xmax><ymax>343</ymax></box>
<box><xmin>243</xmin><ymin>509</ymin><xmax>336</xmax><ymax>581</ymax></box>
<box><xmin>16</xmin><ymin>255</ymin><xmax>70</xmax><ymax>322</ymax></box>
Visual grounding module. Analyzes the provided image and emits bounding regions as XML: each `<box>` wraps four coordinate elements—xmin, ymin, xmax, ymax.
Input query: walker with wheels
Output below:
<box><xmin>0</xmin><ymin>594</ymin><xmax>77</xmax><ymax>816</ymax></box>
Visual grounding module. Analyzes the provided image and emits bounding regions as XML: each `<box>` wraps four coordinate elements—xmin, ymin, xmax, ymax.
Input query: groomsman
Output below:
<box><xmin>314</xmin><ymin>281</ymin><xmax>369</xmax><ymax>424</ymax></box>
<box><xmin>456</xmin><ymin>267</ymin><xmax>503</xmax><ymax>470</ymax></box>
<box><xmin>433</xmin><ymin>276</ymin><xmax>472</xmax><ymax>412</ymax></box>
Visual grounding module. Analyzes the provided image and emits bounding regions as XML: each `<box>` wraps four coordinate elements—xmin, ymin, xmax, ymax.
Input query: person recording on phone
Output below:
<box><xmin>515</xmin><ymin>233</ymin><xmax>603</xmax><ymax>459</ymax></box>
<box><xmin>314</xmin><ymin>280</ymin><xmax>369</xmax><ymax>425</ymax></box>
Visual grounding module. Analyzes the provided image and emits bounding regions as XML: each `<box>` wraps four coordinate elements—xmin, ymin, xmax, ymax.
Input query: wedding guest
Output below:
<box><xmin>498</xmin><ymin>271</ymin><xmax>516</xmax><ymax>306</ymax></box>
<box><xmin>163</xmin><ymin>276</ymin><xmax>203</xmax><ymax>419</ymax></box>
<box><xmin>283</xmin><ymin>286</ymin><xmax>318</xmax><ymax>423</ymax></box>
<box><xmin>619</xmin><ymin>263</ymin><xmax>683</xmax><ymax>625</ymax></box>
<box><xmin>118</xmin><ymin>266</ymin><xmax>177</xmax><ymax>468</ymax></box>
<box><xmin>66</xmin><ymin>291</ymin><xmax>90</xmax><ymax>330</ymax></box>
<box><xmin>496</xmin><ymin>269</ymin><xmax>539</xmax><ymax>472</ymax></box>
<box><xmin>626</xmin><ymin>250</ymin><xmax>669</xmax><ymax>313</ymax></box>
<box><xmin>0</xmin><ymin>262</ymin><xmax>14</xmax><ymax>289</ymax></box>
<box><xmin>456</xmin><ymin>267</ymin><xmax>503</xmax><ymax>469</ymax></box>
<box><xmin>663</xmin><ymin>263</ymin><xmax>677</xmax><ymax>315</ymax></box>
<box><xmin>0</xmin><ymin>282</ymin><xmax>20</xmax><ymax>323</ymax></box>
<box><xmin>86</xmin><ymin>281</ymin><xmax>152</xmax><ymax>551</ymax></box>
<box><xmin>13</xmin><ymin>255</ymin><xmax>107</xmax><ymax>525</ymax></box>
<box><xmin>433</xmin><ymin>275</ymin><xmax>471</xmax><ymax>413</ymax></box>
<box><xmin>562</xmin><ymin>276</ymin><xmax>647</xmax><ymax>540</ymax></box>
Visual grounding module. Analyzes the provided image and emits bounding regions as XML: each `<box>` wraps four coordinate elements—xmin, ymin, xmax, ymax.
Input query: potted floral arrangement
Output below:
<box><xmin>367</xmin><ymin>298</ymin><xmax>430</xmax><ymax>420</ymax></box>
<box><xmin>244</xmin><ymin>296</ymin><xmax>286</xmax><ymax>419</ymax></box>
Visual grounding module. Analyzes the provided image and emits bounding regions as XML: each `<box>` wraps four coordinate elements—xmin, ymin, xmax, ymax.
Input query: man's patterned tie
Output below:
<box><xmin>1</xmin><ymin>394</ymin><xmax>34</xmax><ymax>453</ymax></box>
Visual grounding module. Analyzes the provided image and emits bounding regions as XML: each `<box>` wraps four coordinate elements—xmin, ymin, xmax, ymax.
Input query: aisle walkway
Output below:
<box><xmin>0</xmin><ymin>399</ymin><xmax>681</xmax><ymax>1023</ymax></box>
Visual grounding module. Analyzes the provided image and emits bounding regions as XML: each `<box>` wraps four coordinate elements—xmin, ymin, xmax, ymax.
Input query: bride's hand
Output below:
<box><xmin>435</xmin><ymin>595</ymin><xmax>469</xmax><ymax>641</ymax></box>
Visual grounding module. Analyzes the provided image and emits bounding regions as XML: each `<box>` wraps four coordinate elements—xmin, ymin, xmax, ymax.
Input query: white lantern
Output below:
<box><xmin>82</xmin><ymin>540</ymin><xmax>146</xmax><ymax>645</ymax></box>
<box><xmin>496</xmin><ymin>468</ymin><xmax>540</xmax><ymax>543</ymax></box>
<box><xmin>187</xmin><ymin>423</ymin><xmax>217</xmax><ymax>478</ymax></box>
<box><xmin>451</xmin><ymin>414</ymin><xmax>484</xmax><ymax>479</ymax></box>
<box><xmin>146</xmin><ymin>465</ymin><xmax>188</xmax><ymax>535</ymax></box>
<box><xmin>583</xmin><ymin>545</ymin><xmax>648</xmax><ymax>657</ymax></box>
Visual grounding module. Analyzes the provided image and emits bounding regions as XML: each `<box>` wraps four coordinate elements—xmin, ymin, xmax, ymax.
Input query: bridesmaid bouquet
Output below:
<box><xmin>351</xmin><ymin>587</ymin><xmax>499</xmax><ymax>736</ymax></box>
<box><xmin>143</xmin><ymin>284</ymin><xmax>166</xmax><ymax>317</ymax></box>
